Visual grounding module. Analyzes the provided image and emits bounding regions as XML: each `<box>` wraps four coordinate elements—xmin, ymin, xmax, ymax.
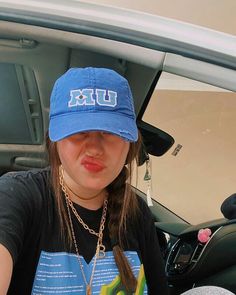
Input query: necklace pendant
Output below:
<box><xmin>97</xmin><ymin>244</ymin><xmax>106</xmax><ymax>259</ymax></box>
<box><xmin>86</xmin><ymin>285</ymin><xmax>91</xmax><ymax>295</ymax></box>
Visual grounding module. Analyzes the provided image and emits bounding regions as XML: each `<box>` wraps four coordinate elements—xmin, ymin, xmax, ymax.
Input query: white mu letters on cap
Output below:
<box><xmin>68</xmin><ymin>88</ymin><xmax>117</xmax><ymax>107</ymax></box>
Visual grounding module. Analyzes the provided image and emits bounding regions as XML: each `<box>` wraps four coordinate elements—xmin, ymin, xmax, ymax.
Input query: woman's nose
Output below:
<box><xmin>85</xmin><ymin>132</ymin><xmax>104</xmax><ymax>157</ymax></box>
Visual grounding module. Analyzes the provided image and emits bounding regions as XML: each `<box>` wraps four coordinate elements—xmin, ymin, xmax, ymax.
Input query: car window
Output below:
<box><xmin>137</xmin><ymin>72</ymin><xmax>236</xmax><ymax>224</ymax></box>
<box><xmin>0</xmin><ymin>63</ymin><xmax>42</xmax><ymax>144</ymax></box>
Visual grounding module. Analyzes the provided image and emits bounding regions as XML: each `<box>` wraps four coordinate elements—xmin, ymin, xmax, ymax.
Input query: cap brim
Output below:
<box><xmin>49</xmin><ymin>112</ymin><xmax>138</xmax><ymax>142</ymax></box>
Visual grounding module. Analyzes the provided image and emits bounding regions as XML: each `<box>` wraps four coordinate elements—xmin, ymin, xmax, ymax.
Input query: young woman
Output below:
<box><xmin>0</xmin><ymin>67</ymin><xmax>169</xmax><ymax>294</ymax></box>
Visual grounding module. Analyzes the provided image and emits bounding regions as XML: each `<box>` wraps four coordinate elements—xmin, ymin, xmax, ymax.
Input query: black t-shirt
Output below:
<box><xmin>0</xmin><ymin>169</ymin><xmax>169</xmax><ymax>294</ymax></box>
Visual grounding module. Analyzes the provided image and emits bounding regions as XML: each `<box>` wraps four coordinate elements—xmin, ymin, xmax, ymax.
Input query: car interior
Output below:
<box><xmin>0</xmin><ymin>5</ymin><xmax>236</xmax><ymax>294</ymax></box>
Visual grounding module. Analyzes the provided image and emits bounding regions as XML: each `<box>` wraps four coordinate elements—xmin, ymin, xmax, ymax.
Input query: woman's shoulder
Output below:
<box><xmin>0</xmin><ymin>168</ymin><xmax>53</xmax><ymax>264</ymax></box>
<box><xmin>136</xmin><ymin>195</ymin><xmax>152</xmax><ymax>215</ymax></box>
<box><xmin>0</xmin><ymin>167</ymin><xmax>50</xmax><ymax>184</ymax></box>
<box><xmin>0</xmin><ymin>167</ymin><xmax>52</xmax><ymax>201</ymax></box>
<box><xmin>129</xmin><ymin>195</ymin><xmax>154</xmax><ymax>230</ymax></box>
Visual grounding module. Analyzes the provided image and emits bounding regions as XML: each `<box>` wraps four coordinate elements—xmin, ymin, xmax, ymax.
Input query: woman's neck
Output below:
<box><xmin>68</xmin><ymin>189</ymin><xmax>106</xmax><ymax>210</ymax></box>
<box><xmin>61</xmin><ymin>166</ymin><xmax>107</xmax><ymax>210</ymax></box>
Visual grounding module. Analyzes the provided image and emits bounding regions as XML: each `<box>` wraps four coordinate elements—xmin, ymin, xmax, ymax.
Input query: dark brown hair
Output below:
<box><xmin>46</xmin><ymin>132</ymin><xmax>142</xmax><ymax>292</ymax></box>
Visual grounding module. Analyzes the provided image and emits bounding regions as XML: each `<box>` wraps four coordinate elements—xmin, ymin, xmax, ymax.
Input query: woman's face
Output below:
<box><xmin>57</xmin><ymin>131</ymin><xmax>130</xmax><ymax>197</ymax></box>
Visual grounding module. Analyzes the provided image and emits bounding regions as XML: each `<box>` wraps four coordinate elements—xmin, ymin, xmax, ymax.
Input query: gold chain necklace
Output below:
<box><xmin>59</xmin><ymin>166</ymin><xmax>101</xmax><ymax>237</ymax></box>
<box><xmin>68</xmin><ymin>197</ymin><xmax>100</xmax><ymax>237</ymax></box>
<box><xmin>59</xmin><ymin>168</ymin><xmax>108</xmax><ymax>294</ymax></box>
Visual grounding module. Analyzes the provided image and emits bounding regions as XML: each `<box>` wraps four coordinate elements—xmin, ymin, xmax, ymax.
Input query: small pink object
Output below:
<box><xmin>197</xmin><ymin>228</ymin><xmax>212</xmax><ymax>243</ymax></box>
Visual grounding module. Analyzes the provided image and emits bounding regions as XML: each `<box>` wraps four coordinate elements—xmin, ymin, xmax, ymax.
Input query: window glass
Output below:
<box><xmin>137</xmin><ymin>72</ymin><xmax>236</xmax><ymax>224</ymax></box>
<box><xmin>0</xmin><ymin>63</ymin><xmax>42</xmax><ymax>144</ymax></box>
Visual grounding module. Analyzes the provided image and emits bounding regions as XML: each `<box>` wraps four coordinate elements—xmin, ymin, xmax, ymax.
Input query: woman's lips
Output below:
<box><xmin>81</xmin><ymin>157</ymin><xmax>105</xmax><ymax>172</ymax></box>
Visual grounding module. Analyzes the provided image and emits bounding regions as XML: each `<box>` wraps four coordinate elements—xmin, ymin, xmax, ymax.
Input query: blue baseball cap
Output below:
<box><xmin>49</xmin><ymin>67</ymin><xmax>138</xmax><ymax>142</ymax></box>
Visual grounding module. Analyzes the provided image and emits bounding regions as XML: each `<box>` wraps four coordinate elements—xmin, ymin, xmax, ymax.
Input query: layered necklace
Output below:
<box><xmin>59</xmin><ymin>167</ymin><xmax>108</xmax><ymax>295</ymax></box>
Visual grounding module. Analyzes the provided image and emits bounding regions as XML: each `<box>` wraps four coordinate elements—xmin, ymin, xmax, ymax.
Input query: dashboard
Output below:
<box><xmin>156</xmin><ymin>219</ymin><xmax>236</xmax><ymax>294</ymax></box>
